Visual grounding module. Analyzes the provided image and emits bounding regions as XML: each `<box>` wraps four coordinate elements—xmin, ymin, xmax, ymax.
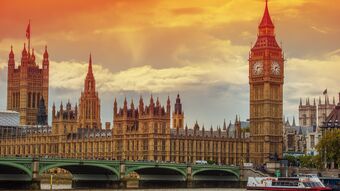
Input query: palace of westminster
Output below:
<box><xmin>1</xmin><ymin>1</ymin><xmax>336</xmax><ymax>166</ymax></box>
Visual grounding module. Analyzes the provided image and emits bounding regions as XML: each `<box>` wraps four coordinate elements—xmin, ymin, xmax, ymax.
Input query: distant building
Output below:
<box><xmin>317</xmin><ymin>95</ymin><xmax>336</xmax><ymax>128</ymax></box>
<box><xmin>299</xmin><ymin>98</ymin><xmax>317</xmax><ymax>128</ymax></box>
<box><xmin>284</xmin><ymin>92</ymin><xmax>337</xmax><ymax>156</ymax></box>
<box><xmin>283</xmin><ymin>117</ymin><xmax>305</xmax><ymax>153</ymax></box>
<box><xmin>320</xmin><ymin>93</ymin><xmax>340</xmax><ymax>131</ymax></box>
<box><xmin>172</xmin><ymin>94</ymin><xmax>184</xmax><ymax>129</ymax></box>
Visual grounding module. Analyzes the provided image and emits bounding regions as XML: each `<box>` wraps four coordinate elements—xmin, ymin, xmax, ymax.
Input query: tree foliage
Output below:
<box><xmin>316</xmin><ymin>129</ymin><xmax>340</xmax><ymax>168</ymax></box>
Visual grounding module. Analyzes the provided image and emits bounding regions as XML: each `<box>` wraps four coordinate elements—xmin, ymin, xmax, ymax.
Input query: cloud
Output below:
<box><xmin>284</xmin><ymin>54</ymin><xmax>340</xmax><ymax>119</ymax></box>
<box><xmin>46</xmin><ymin>36</ymin><xmax>249</xmax><ymax>93</ymax></box>
<box><xmin>311</xmin><ymin>26</ymin><xmax>329</xmax><ymax>34</ymax></box>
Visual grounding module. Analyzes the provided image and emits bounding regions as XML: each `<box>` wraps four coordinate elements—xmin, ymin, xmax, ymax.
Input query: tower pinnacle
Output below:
<box><xmin>259</xmin><ymin>0</ymin><xmax>274</xmax><ymax>29</ymax></box>
<box><xmin>88</xmin><ymin>53</ymin><xmax>93</xmax><ymax>75</ymax></box>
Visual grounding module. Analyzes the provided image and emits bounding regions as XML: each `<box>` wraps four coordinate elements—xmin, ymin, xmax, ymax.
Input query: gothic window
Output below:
<box><xmin>28</xmin><ymin>92</ymin><xmax>31</xmax><ymax>108</ymax></box>
<box><xmin>310</xmin><ymin>135</ymin><xmax>315</xmax><ymax>148</ymax></box>
<box><xmin>162</xmin><ymin>140</ymin><xmax>166</xmax><ymax>151</ymax></box>
<box><xmin>154</xmin><ymin>139</ymin><xmax>158</xmax><ymax>151</ymax></box>
<box><xmin>37</xmin><ymin>93</ymin><xmax>40</xmax><ymax>106</ymax></box>
<box><xmin>303</xmin><ymin>114</ymin><xmax>307</xmax><ymax>126</ymax></box>
<box><xmin>32</xmin><ymin>93</ymin><xmax>36</xmax><ymax>108</ymax></box>
<box><xmin>162</xmin><ymin>123</ymin><xmax>166</xmax><ymax>134</ymax></box>
<box><xmin>143</xmin><ymin>140</ymin><xmax>148</xmax><ymax>150</ymax></box>
<box><xmin>154</xmin><ymin>123</ymin><xmax>158</xmax><ymax>134</ymax></box>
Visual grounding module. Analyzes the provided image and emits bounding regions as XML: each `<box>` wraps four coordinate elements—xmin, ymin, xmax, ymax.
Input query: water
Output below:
<box><xmin>40</xmin><ymin>184</ymin><xmax>246</xmax><ymax>190</ymax></box>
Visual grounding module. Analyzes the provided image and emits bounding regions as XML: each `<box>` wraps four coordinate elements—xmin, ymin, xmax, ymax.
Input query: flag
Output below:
<box><xmin>26</xmin><ymin>21</ymin><xmax>30</xmax><ymax>39</ymax></box>
<box><xmin>323</xmin><ymin>89</ymin><xmax>327</xmax><ymax>95</ymax></box>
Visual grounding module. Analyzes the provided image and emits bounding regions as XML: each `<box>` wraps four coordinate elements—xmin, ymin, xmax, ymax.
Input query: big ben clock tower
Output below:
<box><xmin>249</xmin><ymin>0</ymin><xmax>284</xmax><ymax>164</ymax></box>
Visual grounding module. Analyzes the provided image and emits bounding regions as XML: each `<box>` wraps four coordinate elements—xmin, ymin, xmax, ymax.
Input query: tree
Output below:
<box><xmin>283</xmin><ymin>155</ymin><xmax>298</xmax><ymax>166</ymax></box>
<box><xmin>316</xmin><ymin>129</ymin><xmax>340</xmax><ymax>169</ymax></box>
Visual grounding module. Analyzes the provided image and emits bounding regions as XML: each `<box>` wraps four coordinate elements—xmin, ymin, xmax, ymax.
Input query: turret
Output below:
<box><xmin>174</xmin><ymin>94</ymin><xmax>182</xmax><ymax>114</ymax></box>
<box><xmin>223</xmin><ymin>119</ymin><xmax>227</xmax><ymax>131</ymax></box>
<box><xmin>75</xmin><ymin>103</ymin><xmax>78</xmax><ymax>117</ymax></box>
<box><xmin>8</xmin><ymin>45</ymin><xmax>15</xmax><ymax>69</ymax></box>
<box><xmin>52</xmin><ymin>102</ymin><xmax>56</xmax><ymax>119</ymax></box>
<box><xmin>156</xmin><ymin>97</ymin><xmax>160</xmax><ymax>107</ymax></box>
<box><xmin>131</xmin><ymin>99</ymin><xmax>135</xmax><ymax>116</ymax></box>
<box><xmin>60</xmin><ymin>101</ymin><xmax>64</xmax><ymax>113</ymax></box>
<box><xmin>21</xmin><ymin>43</ymin><xmax>29</xmax><ymax>66</ymax></box>
<box><xmin>84</xmin><ymin>53</ymin><xmax>96</xmax><ymax>93</ymax></box>
<box><xmin>139</xmin><ymin>96</ymin><xmax>144</xmax><ymax>115</ymax></box>
<box><xmin>37</xmin><ymin>96</ymin><xmax>47</xmax><ymax>125</ymax></box>
<box><xmin>235</xmin><ymin>115</ymin><xmax>242</xmax><ymax>138</ymax></box>
<box><xmin>31</xmin><ymin>48</ymin><xmax>36</xmax><ymax>64</ymax></box>
<box><xmin>113</xmin><ymin>98</ymin><xmax>117</xmax><ymax>116</ymax></box>
<box><xmin>166</xmin><ymin>96</ymin><xmax>171</xmax><ymax>114</ymax></box>
<box><xmin>123</xmin><ymin>97</ymin><xmax>128</xmax><ymax>115</ymax></box>
<box><xmin>149</xmin><ymin>94</ymin><xmax>154</xmax><ymax>115</ymax></box>
<box><xmin>66</xmin><ymin>100</ymin><xmax>72</xmax><ymax>111</ymax></box>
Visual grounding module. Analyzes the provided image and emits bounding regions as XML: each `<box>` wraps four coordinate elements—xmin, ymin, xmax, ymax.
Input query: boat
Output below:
<box><xmin>247</xmin><ymin>174</ymin><xmax>332</xmax><ymax>191</ymax></box>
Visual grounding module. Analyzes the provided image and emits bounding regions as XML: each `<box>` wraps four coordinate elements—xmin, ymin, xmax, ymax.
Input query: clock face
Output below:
<box><xmin>271</xmin><ymin>61</ymin><xmax>280</xmax><ymax>75</ymax></box>
<box><xmin>252</xmin><ymin>61</ymin><xmax>263</xmax><ymax>75</ymax></box>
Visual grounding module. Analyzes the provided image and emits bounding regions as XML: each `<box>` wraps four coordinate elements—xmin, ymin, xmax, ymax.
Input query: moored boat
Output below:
<box><xmin>247</xmin><ymin>175</ymin><xmax>332</xmax><ymax>191</ymax></box>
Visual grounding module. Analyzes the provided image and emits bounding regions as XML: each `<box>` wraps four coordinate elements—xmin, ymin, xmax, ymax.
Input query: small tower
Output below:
<box><xmin>299</xmin><ymin>97</ymin><xmax>317</xmax><ymax>127</ymax></box>
<box><xmin>78</xmin><ymin>54</ymin><xmax>101</xmax><ymax>129</ymax></box>
<box><xmin>6</xmin><ymin>25</ymin><xmax>50</xmax><ymax>126</ymax></box>
<box><xmin>36</xmin><ymin>96</ymin><xmax>48</xmax><ymax>125</ymax></box>
<box><xmin>172</xmin><ymin>94</ymin><xmax>184</xmax><ymax>129</ymax></box>
<box><xmin>52</xmin><ymin>101</ymin><xmax>78</xmax><ymax>135</ymax></box>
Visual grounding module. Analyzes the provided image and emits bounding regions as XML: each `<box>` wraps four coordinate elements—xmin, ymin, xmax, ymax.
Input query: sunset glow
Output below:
<box><xmin>1</xmin><ymin>0</ymin><xmax>340</xmax><ymax>126</ymax></box>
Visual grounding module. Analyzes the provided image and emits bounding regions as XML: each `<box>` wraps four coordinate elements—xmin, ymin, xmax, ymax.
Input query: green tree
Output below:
<box><xmin>283</xmin><ymin>155</ymin><xmax>297</xmax><ymax>166</ymax></box>
<box><xmin>316</xmin><ymin>129</ymin><xmax>340</xmax><ymax>168</ymax></box>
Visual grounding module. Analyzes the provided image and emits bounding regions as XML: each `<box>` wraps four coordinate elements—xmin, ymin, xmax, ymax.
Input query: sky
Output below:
<box><xmin>0</xmin><ymin>0</ymin><xmax>340</xmax><ymax>127</ymax></box>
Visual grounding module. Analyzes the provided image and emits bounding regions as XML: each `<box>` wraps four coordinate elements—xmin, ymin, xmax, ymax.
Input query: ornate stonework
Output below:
<box><xmin>249</xmin><ymin>1</ymin><xmax>284</xmax><ymax>164</ymax></box>
<box><xmin>7</xmin><ymin>44</ymin><xmax>49</xmax><ymax>125</ymax></box>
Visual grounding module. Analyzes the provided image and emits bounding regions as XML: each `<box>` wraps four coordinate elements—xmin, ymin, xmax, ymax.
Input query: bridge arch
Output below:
<box><xmin>0</xmin><ymin>161</ymin><xmax>32</xmax><ymax>181</ymax></box>
<box><xmin>192</xmin><ymin>168</ymin><xmax>239</xmax><ymax>181</ymax></box>
<box><xmin>126</xmin><ymin>165</ymin><xmax>187</xmax><ymax>181</ymax></box>
<box><xmin>39</xmin><ymin>162</ymin><xmax>120</xmax><ymax>182</ymax></box>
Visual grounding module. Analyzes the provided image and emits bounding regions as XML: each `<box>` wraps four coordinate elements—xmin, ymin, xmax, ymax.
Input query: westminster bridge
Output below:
<box><xmin>0</xmin><ymin>157</ymin><xmax>247</xmax><ymax>189</ymax></box>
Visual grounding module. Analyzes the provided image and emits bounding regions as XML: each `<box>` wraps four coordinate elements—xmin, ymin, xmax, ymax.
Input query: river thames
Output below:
<box><xmin>41</xmin><ymin>184</ymin><xmax>246</xmax><ymax>190</ymax></box>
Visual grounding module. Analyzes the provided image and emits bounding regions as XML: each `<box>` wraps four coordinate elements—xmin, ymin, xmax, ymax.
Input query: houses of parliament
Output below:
<box><xmin>0</xmin><ymin>1</ymin><xmax>284</xmax><ymax>166</ymax></box>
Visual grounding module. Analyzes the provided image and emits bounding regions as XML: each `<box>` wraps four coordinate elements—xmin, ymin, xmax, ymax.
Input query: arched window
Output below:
<box><xmin>28</xmin><ymin>92</ymin><xmax>31</xmax><ymax>108</ymax></box>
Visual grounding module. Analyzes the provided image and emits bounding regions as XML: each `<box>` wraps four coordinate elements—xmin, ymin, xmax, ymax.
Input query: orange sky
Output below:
<box><xmin>1</xmin><ymin>0</ymin><xmax>340</xmax><ymax>126</ymax></box>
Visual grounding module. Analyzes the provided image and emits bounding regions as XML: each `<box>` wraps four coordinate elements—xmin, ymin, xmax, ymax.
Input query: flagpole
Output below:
<box><xmin>28</xmin><ymin>19</ymin><xmax>30</xmax><ymax>54</ymax></box>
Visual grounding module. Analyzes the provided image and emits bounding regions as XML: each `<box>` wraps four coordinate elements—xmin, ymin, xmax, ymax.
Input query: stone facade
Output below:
<box><xmin>283</xmin><ymin>118</ymin><xmax>305</xmax><ymax>153</ymax></box>
<box><xmin>78</xmin><ymin>55</ymin><xmax>101</xmax><ymax>129</ymax></box>
<box><xmin>7</xmin><ymin>44</ymin><xmax>49</xmax><ymax>125</ymax></box>
<box><xmin>249</xmin><ymin>1</ymin><xmax>284</xmax><ymax>164</ymax></box>
<box><xmin>112</xmin><ymin>95</ymin><xmax>171</xmax><ymax>161</ymax></box>
<box><xmin>299</xmin><ymin>98</ymin><xmax>317</xmax><ymax>128</ymax></box>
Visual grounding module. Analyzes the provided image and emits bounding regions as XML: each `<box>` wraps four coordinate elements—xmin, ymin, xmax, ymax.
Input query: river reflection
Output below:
<box><xmin>40</xmin><ymin>183</ymin><xmax>246</xmax><ymax>190</ymax></box>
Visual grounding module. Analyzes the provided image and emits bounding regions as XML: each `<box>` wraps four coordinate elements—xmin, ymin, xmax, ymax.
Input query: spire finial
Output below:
<box><xmin>259</xmin><ymin>0</ymin><xmax>274</xmax><ymax>28</ymax></box>
<box><xmin>88</xmin><ymin>53</ymin><xmax>93</xmax><ymax>75</ymax></box>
